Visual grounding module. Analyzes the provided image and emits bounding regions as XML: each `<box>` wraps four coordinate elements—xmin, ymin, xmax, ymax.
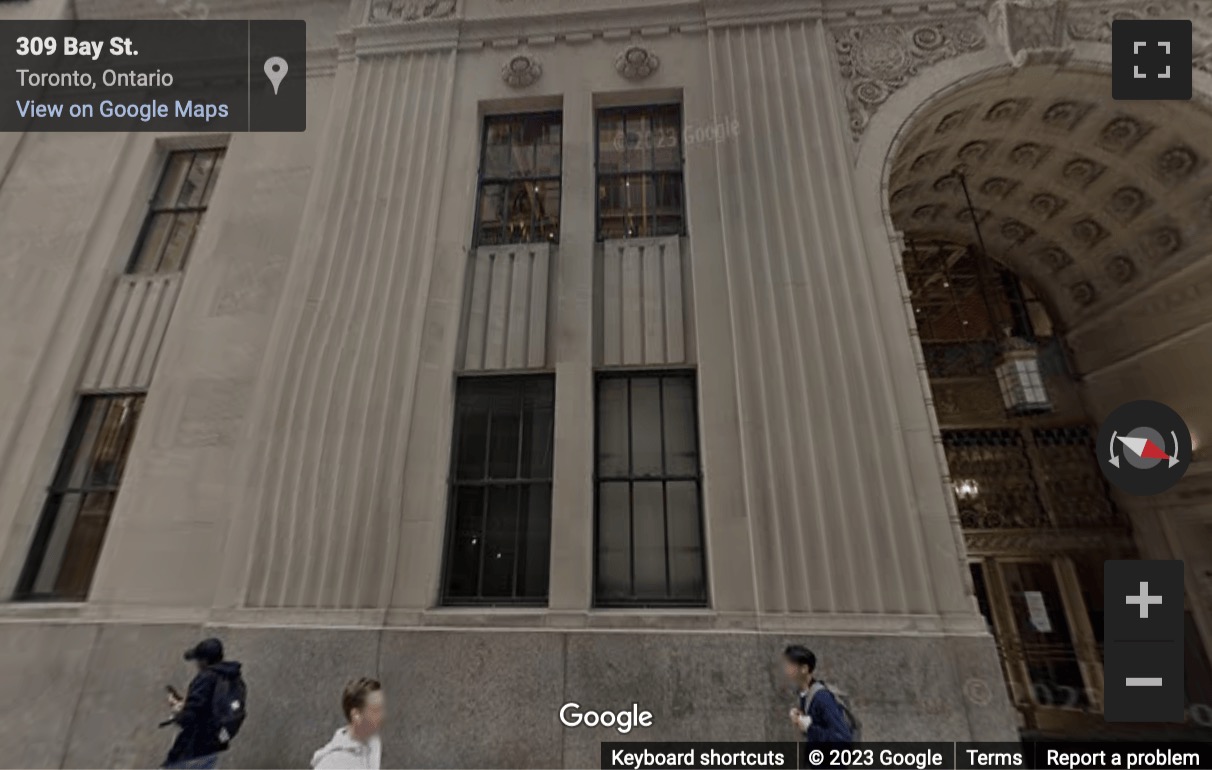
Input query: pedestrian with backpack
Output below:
<box><xmin>162</xmin><ymin>637</ymin><xmax>247</xmax><ymax>769</ymax></box>
<box><xmin>782</xmin><ymin>645</ymin><xmax>856</xmax><ymax>747</ymax></box>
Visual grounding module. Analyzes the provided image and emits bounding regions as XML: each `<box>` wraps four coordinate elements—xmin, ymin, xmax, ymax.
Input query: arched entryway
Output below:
<box><xmin>876</xmin><ymin>61</ymin><xmax>1212</xmax><ymax>738</ymax></box>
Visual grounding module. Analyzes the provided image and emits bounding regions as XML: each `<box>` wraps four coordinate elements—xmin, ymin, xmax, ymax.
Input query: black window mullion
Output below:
<box><xmin>474</xmin><ymin>402</ymin><xmax>494</xmax><ymax>598</ymax></box>
<box><xmin>510</xmin><ymin>395</ymin><xmax>527</xmax><ymax>597</ymax></box>
<box><xmin>199</xmin><ymin>150</ymin><xmax>223</xmax><ymax>204</ymax></box>
<box><xmin>512</xmin><ymin>483</ymin><xmax>524</xmax><ymax>598</ymax></box>
<box><xmin>658</xmin><ymin>375</ymin><xmax>672</xmax><ymax>596</ymax></box>
<box><xmin>625</xmin><ymin>378</ymin><xmax>637</xmax><ymax>598</ymax></box>
<box><xmin>648</xmin><ymin>115</ymin><xmax>657</xmax><ymax>237</ymax></box>
<box><xmin>174</xmin><ymin>151</ymin><xmax>201</xmax><ymax>210</ymax></box>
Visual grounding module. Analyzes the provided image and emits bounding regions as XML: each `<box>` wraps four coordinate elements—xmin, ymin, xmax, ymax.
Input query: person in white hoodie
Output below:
<box><xmin>310</xmin><ymin>677</ymin><xmax>385</xmax><ymax>770</ymax></box>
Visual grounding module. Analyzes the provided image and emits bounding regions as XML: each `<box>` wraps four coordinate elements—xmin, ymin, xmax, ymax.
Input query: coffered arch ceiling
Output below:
<box><xmin>888</xmin><ymin>66</ymin><xmax>1212</xmax><ymax>329</ymax></box>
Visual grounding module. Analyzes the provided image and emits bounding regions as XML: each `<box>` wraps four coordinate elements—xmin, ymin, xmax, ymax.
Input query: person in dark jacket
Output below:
<box><xmin>163</xmin><ymin>638</ymin><xmax>243</xmax><ymax>769</ymax></box>
<box><xmin>782</xmin><ymin>645</ymin><xmax>853</xmax><ymax>746</ymax></box>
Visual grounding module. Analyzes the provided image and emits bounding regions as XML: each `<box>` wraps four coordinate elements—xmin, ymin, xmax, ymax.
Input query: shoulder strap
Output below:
<box><xmin>805</xmin><ymin>681</ymin><xmax>827</xmax><ymax>709</ymax></box>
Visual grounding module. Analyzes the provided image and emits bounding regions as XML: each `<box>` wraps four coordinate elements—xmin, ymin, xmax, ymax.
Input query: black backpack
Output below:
<box><xmin>210</xmin><ymin>672</ymin><xmax>248</xmax><ymax>745</ymax></box>
<box><xmin>807</xmin><ymin>680</ymin><xmax>862</xmax><ymax>742</ymax></box>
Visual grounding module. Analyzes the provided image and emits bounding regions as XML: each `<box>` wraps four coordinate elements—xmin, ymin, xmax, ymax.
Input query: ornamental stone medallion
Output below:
<box><xmin>615</xmin><ymin>46</ymin><xmax>660</xmax><ymax>80</ymax></box>
<box><xmin>502</xmin><ymin>53</ymin><xmax>542</xmax><ymax>88</ymax></box>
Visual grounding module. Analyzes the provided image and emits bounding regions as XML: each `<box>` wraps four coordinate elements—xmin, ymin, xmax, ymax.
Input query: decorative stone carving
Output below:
<box><xmin>615</xmin><ymin>46</ymin><xmax>660</xmax><ymax>80</ymax></box>
<box><xmin>1106</xmin><ymin>255</ymin><xmax>1137</xmax><ymax>285</ymax></box>
<box><xmin>912</xmin><ymin>149</ymin><xmax>943</xmax><ymax>172</ymax></box>
<box><xmin>1098</xmin><ymin>116</ymin><xmax>1153</xmax><ymax>154</ymax></box>
<box><xmin>913</xmin><ymin>204</ymin><xmax>944</xmax><ymax>222</ymax></box>
<box><xmin>1107</xmin><ymin>187</ymin><xmax>1151</xmax><ymax>221</ymax></box>
<box><xmin>1037</xmin><ymin>245</ymin><xmax>1074</xmax><ymax>272</ymax></box>
<box><xmin>1001</xmin><ymin>218</ymin><xmax>1035</xmax><ymax>243</ymax></box>
<box><xmin>936</xmin><ymin>108</ymin><xmax>972</xmax><ymax>134</ymax></box>
<box><xmin>1070</xmin><ymin>280</ymin><xmax>1098</xmax><ymax>306</ymax></box>
<box><xmin>368</xmin><ymin>0</ymin><xmax>456</xmax><ymax>23</ymax></box>
<box><xmin>1009</xmin><ymin>142</ymin><xmax>1051</xmax><ymax>168</ymax></box>
<box><xmin>988</xmin><ymin>0</ymin><xmax>1073</xmax><ymax>66</ymax></box>
<box><xmin>834</xmin><ymin>20</ymin><xmax>986</xmax><ymax>139</ymax></box>
<box><xmin>1061</xmin><ymin>157</ymin><xmax>1105</xmax><ymax>188</ymax></box>
<box><xmin>981</xmin><ymin>177</ymin><xmax>1019</xmax><ymax>199</ymax></box>
<box><xmin>985</xmin><ymin>98</ymin><xmax>1032</xmax><ymax>122</ymax></box>
<box><xmin>1071</xmin><ymin>218</ymin><xmax>1109</xmax><ymax>248</ymax></box>
<box><xmin>1156</xmin><ymin>145</ymin><xmax>1201</xmax><ymax>182</ymax></box>
<box><xmin>933</xmin><ymin>174</ymin><xmax>962</xmax><ymax>194</ymax></box>
<box><xmin>1029</xmin><ymin>192</ymin><xmax>1067</xmax><ymax>220</ymax></box>
<box><xmin>891</xmin><ymin>184</ymin><xmax>919</xmax><ymax>206</ymax></box>
<box><xmin>956</xmin><ymin>206</ymin><xmax>991</xmax><ymax>224</ymax></box>
<box><xmin>958</xmin><ymin>140</ymin><xmax>995</xmax><ymax>164</ymax></box>
<box><xmin>1041</xmin><ymin>100</ymin><xmax>1093</xmax><ymax>131</ymax></box>
<box><xmin>501</xmin><ymin>53</ymin><xmax>542</xmax><ymax>88</ymax></box>
<box><xmin>1144</xmin><ymin>225</ymin><xmax>1183</xmax><ymax>260</ymax></box>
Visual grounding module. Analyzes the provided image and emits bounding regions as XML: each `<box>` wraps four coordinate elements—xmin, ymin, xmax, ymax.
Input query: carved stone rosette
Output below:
<box><xmin>834</xmin><ymin>20</ymin><xmax>986</xmax><ymax>140</ymax></box>
<box><xmin>368</xmin><ymin>0</ymin><xmax>457</xmax><ymax>24</ymax></box>
<box><xmin>502</xmin><ymin>53</ymin><xmax>543</xmax><ymax>88</ymax></box>
<box><xmin>615</xmin><ymin>46</ymin><xmax>660</xmax><ymax>80</ymax></box>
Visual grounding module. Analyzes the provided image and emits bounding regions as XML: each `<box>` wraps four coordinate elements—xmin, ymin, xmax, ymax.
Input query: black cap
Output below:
<box><xmin>184</xmin><ymin>638</ymin><xmax>224</xmax><ymax>664</ymax></box>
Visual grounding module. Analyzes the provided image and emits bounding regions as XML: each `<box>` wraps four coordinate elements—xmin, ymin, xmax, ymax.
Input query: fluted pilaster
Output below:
<box><xmin>243</xmin><ymin>50</ymin><xmax>456</xmax><ymax>609</ymax></box>
<box><xmin>704</xmin><ymin>20</ymin><xmax>946</xmax><ymax>615</ymax></box>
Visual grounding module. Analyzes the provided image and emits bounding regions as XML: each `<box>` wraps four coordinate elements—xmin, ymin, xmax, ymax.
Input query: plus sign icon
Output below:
<box><xmin>1113</xmin><ymin>19</ymin><xmax>1193</xmax><ymax>100</ymax></box>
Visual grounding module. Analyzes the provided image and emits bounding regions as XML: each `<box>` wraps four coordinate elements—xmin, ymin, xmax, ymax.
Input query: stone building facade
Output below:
<box><xmin>0</xmin><ymin>0</ymin><xmax>1209</xmax><ymax>767</ymax></box>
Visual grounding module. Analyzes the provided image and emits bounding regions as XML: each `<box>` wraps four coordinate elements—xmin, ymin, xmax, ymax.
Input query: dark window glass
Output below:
<box><xmin>595</xmin><ymin>372</ymin><xmax>705</xmax><ymax>606</ymax></box>
<box><xmin>128</xmin><ymin>148</ymin><xmax>225</xmax><ymax>274</ymax></box>
<box><xmin>17</xmin><ymin>395</ymin><xmax>145</xmax><ymax>600</ymax></box>
<box><xmin>596</xmin><ymin>104</ymin><xmax>686</xmax><ymax>240</ymax></box>
<box><xmin>1000</xmin><ymin>560</ymin><xmax>1089</xmax><ymax>707</ymax></box>
<box><xmin>442</xmin><ymin>376</ymin><xmax>554</xmax><ymax>604</ymax></box>
<box><xmin>475</xmin><ymin>113</ymin><xmax>562</xmax><ymax>246</ymax></box>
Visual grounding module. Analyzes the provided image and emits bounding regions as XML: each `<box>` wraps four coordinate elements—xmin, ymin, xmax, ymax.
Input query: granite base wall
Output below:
<box><xmin>0</xmin><ymin>622</ymin><xmax>1018</xmax><ymax>769</ymax></box>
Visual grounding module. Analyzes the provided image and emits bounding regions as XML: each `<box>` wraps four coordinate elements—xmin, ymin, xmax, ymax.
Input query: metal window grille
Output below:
<box><xmin>595</xmin><ymin>104</ymin><xmax>686</xmax><ymax>241</ymax></box>
<box><xmin>127</xmin><ymin>148</ymin><xmax>225</xmax><ymax>274</ymax></box>
<box><xmin>441</xmin><ymin>376</ymin><xmax>555</xmax><ymax>605</ymax></box>
<box><xmin>594</xmin><ymin>371</ymin><xmax>706</xmax><ymax>607</ymax></box>
<box><xmin>17</xmin><ymin>395</ymin><xmax>145</xmax><ymax>600</ymax></box>
<box><xmin>474</xmin><ymin>112</ymin><xmax>562</xmax><ymax>246</ymax></box>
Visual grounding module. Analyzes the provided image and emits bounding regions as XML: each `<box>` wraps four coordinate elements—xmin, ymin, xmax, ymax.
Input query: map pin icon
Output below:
<box><xmin>264</xmin><ymin>57</ymin><xmax>288</xmax><ymax>95</ymax></box>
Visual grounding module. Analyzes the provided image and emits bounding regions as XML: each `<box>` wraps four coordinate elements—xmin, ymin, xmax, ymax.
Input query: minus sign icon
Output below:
<box><xmin>1126</xmin><ymin>677</ymin><xmax>1163</xmax><ymax>687</ymax></box>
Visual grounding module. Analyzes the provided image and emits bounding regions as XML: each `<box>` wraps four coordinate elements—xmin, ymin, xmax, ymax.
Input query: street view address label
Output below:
<box><xmin>0</xmin><ymin>20</ymin><xmax>305</xmax><ymax>132</ymax></box>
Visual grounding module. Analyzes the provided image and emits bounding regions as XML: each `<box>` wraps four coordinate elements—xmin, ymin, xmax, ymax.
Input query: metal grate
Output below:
<box><xmin>441</xmin><ymin>376</ymin><xmax>554</xmax><ymax>605</ymax></box>
<box><xmin>594</xmin><ymin>371</ymin><xmax>706</xmax><ymax>607</ymax></box>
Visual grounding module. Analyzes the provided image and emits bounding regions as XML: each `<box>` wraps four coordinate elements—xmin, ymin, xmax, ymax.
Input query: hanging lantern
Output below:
<box><xmin>995</xmin><ymin>337</ymin><xmax>1051</xmax><ymax>413</ymax></box>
